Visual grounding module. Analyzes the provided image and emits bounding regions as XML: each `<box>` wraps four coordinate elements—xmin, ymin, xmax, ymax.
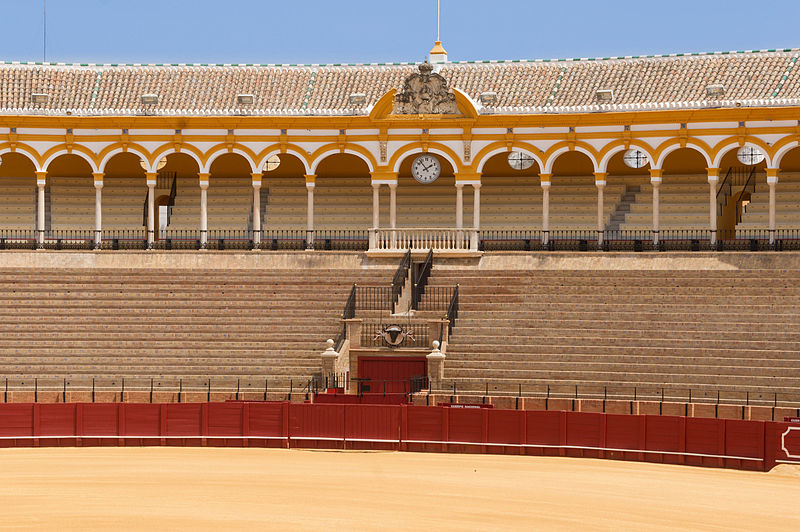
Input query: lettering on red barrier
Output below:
<box><xmin>781</xmin><ymin>427</ymin><xmax>800</xmax><ymax>459</ymax></box>
<box><xmin>784</xmin><ymin>417</ymin><xmax>800</xmax><ymax>423</ymax></box>
<box><xmin>439</xmin><ymin>403</ymin><xmax>493</xmax><ymax>409</ymax></box>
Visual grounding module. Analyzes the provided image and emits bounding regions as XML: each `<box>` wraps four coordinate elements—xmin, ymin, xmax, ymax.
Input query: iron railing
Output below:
<box><xmin>392</xmin><ymin>249</ymin><xmax>412</xmax><ymax>306</ymax></box>
<box><xmin>411</xmin><ymin>249</ymin><xmax>434</xmax><ymax>310</ymax></box>
<box><xmin>0</xmin><ymin>229</ymin><xmax>38</xmax><ymax>250</ymax></box>
<box><xmin>429</xmin><ymin>380</ymin><xmax>800</xmax><ymax>410</ymax></box>
<box><xmin>441</xmin><ymin>284</ymin><xmax>459</xmax><ymax>343</ymax></box>
<box><xmin>0</xmin><ymin>376</ymin><xmax>309</xmax><ymax>403</ymax></box>
<box><xmin>735</xmin><ymin>167</ymin><xmax>757</xmax><ymax>224</ymax></box>
<box><xmin>4</xmin><ymin>226</ymin><xmax>800</xmax><ymax>252</ymax></box>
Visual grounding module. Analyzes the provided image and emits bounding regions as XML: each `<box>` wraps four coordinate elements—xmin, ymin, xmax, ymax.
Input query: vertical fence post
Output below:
<box><xmin>178</xmin><ymin>379</ymin><xmax>183</xmax><ymax>403</ymax></box>
<box><xmin>92</xmin><ymin>378</ymin><xmax>95</xmax><ymax>403</ymax></box>
<box><xmin>34</xmin><ymin>378</ymin><xmax>38</xmax><ymax>403</ymax></box>
<box><xmin>121</xmin><ymin>378</ymin><xmax>125</xmax><ymax>403</ymax></box>
<box><xmin>264</xmin><ymin>379</ymin><xmax>268</xmax><ymax>401</ymax></box>
<box><xmin>236</xmin><ymin>378</ymin><xmax>240</xmax><ymax>401</ymax></box>
<box><xmin>150</xmin><ymin>378</ymin><xmax>153</xmax><ymax>404</ymax></box>
<box><xmin>62</xmin><ymin>378</ymin><xmax>66</xmax><ymax>403</ymax></box>
<box><xmin>207</xmin><ymin>379</ymin><xmax>211</xmax><ymax>402</ymax></box>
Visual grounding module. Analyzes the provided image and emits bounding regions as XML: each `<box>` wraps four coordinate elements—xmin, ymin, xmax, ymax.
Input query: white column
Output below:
<box><xmin>472</xmin><ymin>182</ymin><xmax>481</xmax><ymax>251</ymax></box>
<box><xmin>35</xmin><ymin>171</ymin><xmax>46</xmax><ymax>247</ymax></box>
<box><xmin>540</xmin><ymin>175</ymin><xmax>551</xmax><ymax>246</ymax></box>
<box><xmin>768</xmin><ymin>170</ymin><xmax>778</xmax><ymax>245</ymax></box>
<box><xmin>251</xmin><ymin>173</ymin><xmax>262</xmax><ymax>248</ymax></box>
<box><xmin>595</xmin><ymin>174</ymin><xmax>606</xmax><ymax>248</ymax></box>
<box><xmin>650</xmin><ymin>171</ymin><xmax>662</xmax><ymax>247</ymax></box>
<box><xmin>305</xmin><ymin>174</ymin><xmax>315</xmax><ymax>249</ymax></box>
<box><xmin>93</xmin><ymin>172</ymin><xmax>103</xmax><ymax>248</ymax></box>
<box><xmin>707</xmin><ymin>169</ymin><xmax>719</xmax><ymax>245</ymax></box>
<box><xmin>370</xmin><ymin>182</ymin><xmax>380</xmax><ymax>249</ymax></box>
<box><xmin>146</xmin><ymin>173</ymin><xmax>156</xmax><ymax>248</ymax></box>
<box><xmin>389</xmin><ymin>182</ymin><xmax>397</xmax><ymax>229</ymax></box>
<box><xmin>455</xmin><ymin>183</ymin><xmax>464</xmax><ymax>230</ymax></box>
<box><xmin>198</xmin><ymin>173</ymin><xmax>210</xmax><ymax>248</ymax></box>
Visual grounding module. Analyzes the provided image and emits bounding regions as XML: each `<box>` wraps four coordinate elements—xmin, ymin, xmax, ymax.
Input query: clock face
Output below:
<box><xmin>737</xmin><ymin>146</ymin><xmax>765</xmax><ymax>166</ymax></box>
<box><xmin>623</xmin><ymin>149</ymin><xmax>649</xmax><ymax>169</ymax></box>
<box><xmin>507</xmin><ymin>151</ymin><xmax>534</xmax><ymax>171</ymax></box>
<box><xmin>411</xmin><ymin>154</ymin><xmax>441</xmax><ymax>184</ymax></box>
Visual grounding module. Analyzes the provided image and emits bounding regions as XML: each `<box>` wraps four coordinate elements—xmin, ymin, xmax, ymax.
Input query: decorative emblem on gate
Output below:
<box><xmin>373</xmin><ymin>324</ymin><xmax>416</xmax><ymax>347</ymax></box>
<box><xmin>394</xmin><ymin>62</ymin><xmax>458</xmax><ymax>115</ymax></box>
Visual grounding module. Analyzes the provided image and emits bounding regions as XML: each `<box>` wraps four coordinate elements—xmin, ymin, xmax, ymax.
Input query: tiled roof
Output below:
<box><xmin>0</xmin><ymin>49</ymin><xmax>799</xmax><ymax>116</ymax></box>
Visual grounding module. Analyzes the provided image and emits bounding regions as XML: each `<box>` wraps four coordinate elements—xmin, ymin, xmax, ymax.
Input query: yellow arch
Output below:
<box><xmin>388</xmin><ymin>141</ymin><xmax>464</xmax><ymax>174</ymax></box>
<box><xmin>0</xmin><ymin>142</ymin><xmax>44</xmax><ymax>171</ymax></box>
<box><xmin>710</xmin><ymin>136</ymin><xmax>774</xmax><ymax>168</ymax></box>
<box><xmin>97</xmin><ymin>142</ymin><xmax>153</xmax><ymax>172</ymax></box>
<box><xmin>309</xmin><ymin>142</ymin><xmax>379</xmax><ymax>174</ymax></box>
<box><xmin>254</xmin><ymin>143</ymin><xmax>312</xmax><ymax>174</ymax></box>
<box><xmin>150</xmin><ymin>143</ymin><xmax>206</xmax><ymax>171</ymax></box>
<box><xmin>542</xmin><ymin>140</ymin><xmax>600</xmax><ymax>174</ymax></box>
<box><xmin>202</xmin><ymin>143</ymin><xmax>259</xmax><ymax>173</ymax></box>
<box><xmin>653</xmin><ymin>137</ymin><xmax>713</xmax><ymax>169</ymax></box>
<box><xmin>41</xmin><ymin>144</ymin><xmax>100</xmax><ymax>173</ymax></box>
<box><xmin>472</xmin><ymin>141</ymin><xmax>544</xmax><ymax>174</ymax></box>
<box><xmin>596</xmin><ymin>139</ymin><xmax>657</xmax><ymax>172</ymax></box>
<box><xmin>770</xmin><ymin>135</ymin><xmax>800</xmax><ymax>169</ymax></box>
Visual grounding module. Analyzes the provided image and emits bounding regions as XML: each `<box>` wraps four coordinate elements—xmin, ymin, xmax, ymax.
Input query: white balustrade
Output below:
<box><xmin>371</xmin><ymin>228</ymin><xmax>477</xmax><ymax>251</ymax></box>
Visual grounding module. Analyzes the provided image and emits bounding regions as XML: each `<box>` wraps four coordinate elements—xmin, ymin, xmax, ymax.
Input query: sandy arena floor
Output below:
<box><xmin>0</xmin><ymin>448</ymin><xmax>797</xmax><ymax>531</ymax></box>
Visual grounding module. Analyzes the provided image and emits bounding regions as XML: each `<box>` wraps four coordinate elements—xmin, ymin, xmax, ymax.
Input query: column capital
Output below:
<box><xmin>766</xmin><ymin>168</ymin><xmax>780</xmax><ymax>181</ymax></box>
<box><xmin>388</xmin><ymin>182</ymin><xmax>397</xmax><ymax>190</ymax></box>
<box><xmin>593</xmin><ymin>172</ymin><xmax>608</xmax><ymax>181</ymax></box>
<box><xmin>455</xmin><ymin>182</ymin><xmax>464</xmax><ymax>190</ymax></box>
<box><xmin>706</xmin><ymin>167</ymin><xmax>720</xmax><ymax>179</ymax></box>
<box><xmin>649</xmin><ymin>168</ymin><xmax>663</xmax><ymax>179</ymax></box>
<box><xmin>304</xmin><ymin>174</ymin><xmax>316</xmax><ymax>187</ymax></box>
<box><xmin>35</xmin><ymin>171</ymin><xmax>47</xmax><ymax>185</ymax></box>
<box><xmin>250</xmin><ymin>172</ymin><xmax>263</xmax><ymax>187</ymax></box>
<box><xmin>539</xmin><ymin>173</ymin><xmax>552</xmax><ymax>186</ymax></box>
<box><xmin>471</xmin><ymin>182</ymin><xmax>481</xmax><ymax>190</ymax></box>
<box><xmin>370</xmin><ymin>170</ymin><xmax>397</xmax><ymax>185</ymax></box>
<box><xmin>145</xmin><ymin>172</ymin><xmax>157</xmax><ymax>187</ymax></box>
<box><xmin>454</xmin><ymin>172</ymin><xmax>481</xmax><ymax>185</ymax></box>
<box><xmin>371</xmin><ymin>182</ymin><xmax>381</xmax><ymax>190</ymax></box>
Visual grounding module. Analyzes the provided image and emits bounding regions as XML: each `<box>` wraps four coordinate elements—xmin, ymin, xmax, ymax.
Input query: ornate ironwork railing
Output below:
<box><xmin>411</xmin><ymin>249</ymin><xmax>434</xmax><ymax>310</ymax></box>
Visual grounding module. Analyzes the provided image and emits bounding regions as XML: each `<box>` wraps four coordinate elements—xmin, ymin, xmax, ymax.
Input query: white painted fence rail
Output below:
<box><xmin>371</xmin><ymin>228</ymin><xmax>478</xmax><ymax>251</ymax></box>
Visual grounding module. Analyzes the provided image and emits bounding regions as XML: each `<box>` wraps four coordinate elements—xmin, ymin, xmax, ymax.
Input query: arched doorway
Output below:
<box><xmin>0</xmin><ymin>152</ymin><xmax>37</xmax><ymax>239</ymax></box>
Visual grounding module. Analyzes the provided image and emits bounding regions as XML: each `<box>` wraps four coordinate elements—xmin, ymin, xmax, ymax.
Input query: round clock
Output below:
<box><xmin>737</xmin><ymin>146</ymin><xmax>765</xmax><ymax>166</ymax></box>
<box><xmin>623</xmin><ymin>149</ymin><xmax>649</xmax><ymax>169</ymax></box>
<box><xmin>411</xmin><ymin>154</ymin><xmax>441</xmax><ymax>184</ymax></box>
<box><xmin>507</xmin><ymin>151</ymin><xmax>535</xmax><ymax>171</ymax></box>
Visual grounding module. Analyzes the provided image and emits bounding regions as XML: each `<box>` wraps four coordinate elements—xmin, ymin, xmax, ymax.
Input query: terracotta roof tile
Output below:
<box><xmin>0</xmin><ymin>49</ymin><xmax>797</xmax><ymax>116</ymax></box>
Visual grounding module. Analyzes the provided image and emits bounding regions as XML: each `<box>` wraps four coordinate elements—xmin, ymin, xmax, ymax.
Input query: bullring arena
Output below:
<box><xmin>2</xmin><ymin>41</ymin><xmax>800</xmax><ymax>529</ymax></box>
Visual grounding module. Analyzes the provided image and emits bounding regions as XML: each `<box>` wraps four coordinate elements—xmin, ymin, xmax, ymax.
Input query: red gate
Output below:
<box><xmin>357</xmin><ymin>356</ymin><xmax>427</xmax><ymax>394</ymax></box>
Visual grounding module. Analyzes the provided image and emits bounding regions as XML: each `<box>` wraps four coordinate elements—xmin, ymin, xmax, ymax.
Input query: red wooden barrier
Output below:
<box><xmin>0</xmin><ymin>403</ymin><xmax>797</xmax><ymax>472</ymax></box>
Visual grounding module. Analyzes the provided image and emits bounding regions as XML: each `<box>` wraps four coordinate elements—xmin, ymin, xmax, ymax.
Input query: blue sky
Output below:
<box><xmin>0</xmin><ymin>0</ymin><xmax>798</xmax><ymax>64</ymax></box>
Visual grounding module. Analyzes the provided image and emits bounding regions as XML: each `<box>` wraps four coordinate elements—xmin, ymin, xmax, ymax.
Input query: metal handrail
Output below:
<box><xmin>412</xmin><ymin>249</ymin><xmax>434</xmax><ymax>310</ymax></box>
<box><xmin>392</xmin><ymin>249</ymin><xmax>411</xmax><ymax>307</ymax></box>
<box><xmin>440</xmin><ymin>284</ymin><xmax>459</xmax><ymax>344</ymax></box>
<box><xmin>735</xmin><ymin>167</ymin><xmax>757</xmax><ymax>223</ymax></box>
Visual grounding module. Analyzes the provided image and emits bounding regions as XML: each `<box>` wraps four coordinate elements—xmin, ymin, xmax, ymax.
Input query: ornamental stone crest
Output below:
<box><xmin>394</xmin><ymin>63</ymin><xmax>458</xmax><ymax>115</ymax></box>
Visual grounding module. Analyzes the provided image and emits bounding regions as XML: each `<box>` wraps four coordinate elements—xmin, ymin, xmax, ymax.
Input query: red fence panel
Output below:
<box><xmin>0</xmin><ymin>402</ymin><xmax>789</xmax><ymax>472</ymax></box>
<box><xmin>644</xmin><ymin>415</ymin><xmax>685</xmax><ymax>464</ymax></box>
<box><xmin>684</xmin><ymin>417</ymin><xmax>724</xmax><ymax>468</ymax></box>
<box><xmin>487</xmin><ymin>409</ymin><xmax>524</xmax><ymax>446</ymax></box>
<box><xmin>80</xmin><ymin>403</ymin><xmax>118</xmax><ymax>446</ymax></box>
<box><xmin>524</xmin><ymin>410</ymin><xmax>562</xmax><ymax>456</ymax></box>
<box><xmin>289</xmin><ymin>403</ymin><xmax>345</xmax><ymax>449</ymax></box>
<box><xmin>344</xmin><ymin>405</ymin><xmax>401</xmax><ymax>450</ymax></box>
<box><xmin>604</xmin><ymin>413</ymin><xmax>643</xmax><ymax>461</ymax></box>
<box><xmin>724</xmin><ymin>419</ymin><xmax>765</xmax><ymax>471</ymax></box>
<box><xmin>406</xmin><ymin>405</ymin><xmax>445</xmax><ymax>452</ymax></box>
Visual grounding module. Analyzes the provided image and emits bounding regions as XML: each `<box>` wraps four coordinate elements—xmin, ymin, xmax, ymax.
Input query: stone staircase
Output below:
<box><xmin>607</xmin><ymin>185</ymin><xmax>640</xmax><ymax>231</ymax></box>
<box><xmin>427</xmin><ymin>268</ymin><xmax>800</xmax><ymax>404</ymax></box>
<box><xmin>0</xmin><ymin>267</ymin><xmax>389</xmax><ymax>390</ymax></box>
